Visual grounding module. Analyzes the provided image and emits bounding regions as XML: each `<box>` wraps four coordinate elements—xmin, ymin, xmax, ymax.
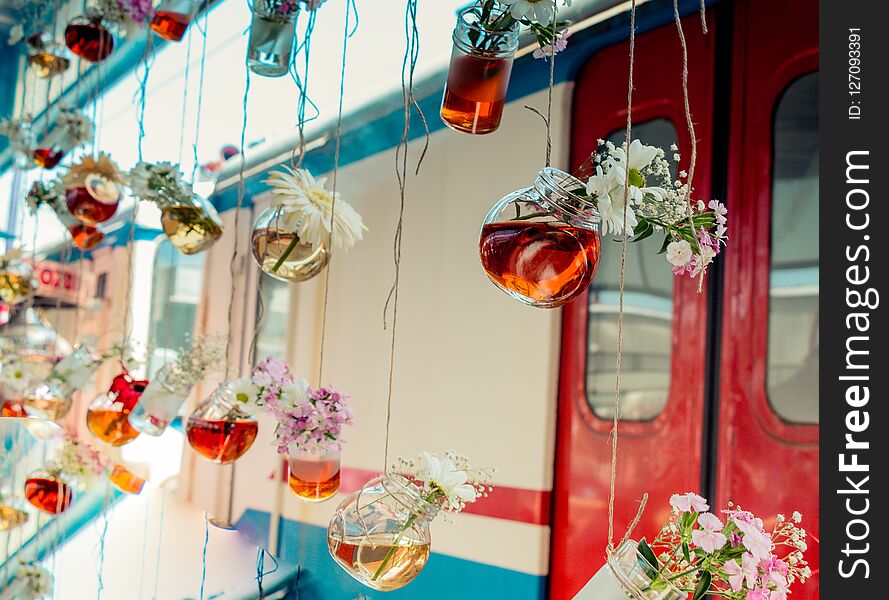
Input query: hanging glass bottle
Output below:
<box><xmin>128</xmin><ymin>363</ymin><xmax>194</xmax><ymax>436</ymax></box>
<box><xmin>151</xmin><ymin>0</ymin><xmax>200</xmax><ymax>42</ymax></box>
<box><xmin>57</xmin><ymin>204</ymin><xmax>106</xmax><ymax>250</ymax></box>
<box><xmin>247</xmin><ymin>0</ymin><xmax>299</xmax><ymax>77</ymax></box>
<box><xmin>20</xmin><ymin>382</ymin><xmax>70</xmax><ymax>422</ymax></box>
<box><xmin>23</xmin><ymin>470</ymin><xmax>74</xmax><ymax>515</ymax></box>
<box><xmin>440</xmin><ymin>6</ymin><xmax>519</xmax><ymax>135</ymax></box>
<box><xmin>62</xmin><ymin>154</ymin><xmax>124</xmax><ymax>225</ymax></box>
<box><xmin>0</xmin><ymin>255</ymin><xmax>39</xmax><ymax>306</ymax></box>
<box><xmin>574</xmin><ymin>540</ymin><xmax>685</xmax><ymax>600</ymax></box>
<box><xmin>251</xmin><ymin>205</ymin><xmax>330</xmax><ymax>283</ymax></box>
<box><xmin>327</xmin><ymin>474</ymin><xmax>437</xmax><ymax>591</ymax></box>
<box><xmin>0</xmin><ymin>501</ymin><xmax>29</xmax><ymax>531</ymax></box>
<box><xmin>65</xmin><ymin>10</ymin><xmax>115</xmax><ymax>63</ymax></box>
<box><xmin>0</xmin><ymin>307</ymin><xmax>72</xmax><ymax>380</ymax></box>
<box><xmin>86</xmin><ymin>371</ymin><xmax>148</xmax><ymax>446</ymax></box>
<box><xmin>186</xmin><ymin>382</ymin><xmax>259</xmax><ymax>464</ymax></box>
<box><xmin>479</xmin><ymin>167</ymin><xmax>602</xmax><ymax>308</ymax></box>
<box><xmin>26</xmin><ymin>31</ymin><xmax>71</xmax><ymax>79</ymax></box>
<box><xmin>0</xmin><ymin>115</ymin><xmax>36</xmax><ymax>168</ymax></box>
<box><xmin>288</xmin><ymin>448</ymin><xmax>341</xmax><ymax>502</ymax></box>
<box><xmin>33</xmin><ymin>106</ymin><xmax>94</xmax><ymax>170</ymax></box>
<box><xmin>159</xmin><ymin>193</ymin><xmax>224</xmax><ymax>255</ymax></box>
<box><xmin>108</xmin><ymin>464</ymin><xmax>146</xmax><ymax>495</ymax></box>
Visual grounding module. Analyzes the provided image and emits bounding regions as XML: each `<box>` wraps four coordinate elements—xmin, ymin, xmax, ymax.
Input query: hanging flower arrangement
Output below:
<box><xmin>577</xmin><ymin>494</ymin><xmax>811</xmax><ymax>600</ymax></box>
<box><xmin>185</xmin><ymin>378</ymin><xmax>263</xmax><ymax>464</ymax></box>
<box><xmin>26</xmin><ymin>181</ymin><xmax>106</xmax><ymax>250</ymax></box>
<box><xmin>86</xmin><ymin>367</ymin><xmax>149</xmax><ymax>446</ymax></box>
<box><xmin>254</xmin><ymin>167</ymin><xmax>366</xmax><ymax>283</ymax></box>
<box><xmin>328</xmin><ymin>451</ymin><xmax>493</xmax><ymax>591</ymax></box>
<box><xmin>441</xmin><ymin>1</ymin><xmax>571</xmax><ymax>134</ymax></box>
<box><xmin>33</xmin><ymin>105</ymin><xmax>94</xmax><ymax>169</ymax></box>
<box><xmin>98</xmin><ymin>0</ymin><xmax>155</xmax><ymax>27</ymax></box>
<box><xmin>0</xmin><ymin>248</ymin><xmax>39</xmax><ymax>306</ymax></box>
<box><xmin>2</xmin><ymin>561</ymin><xmax>53</xmax><ymax>600</ymax></box>
<box><xmin>61</xmin><ymin>153</ymin><xmax>126</xmax><ymax>225</ymax></box>
<box><xmin>0</xmin><ymin>115</ymin><xmax>36</xmax><ymax>167</ymax></box>
<box><xmin>128</xmin><ymin>334</ymin><xmax>225</xmax><ymax>436</ymax></box>
<box><xmin>129</xmin><ymin>161</ymin><xmax>224</xmax><ymax>255</ymax></box>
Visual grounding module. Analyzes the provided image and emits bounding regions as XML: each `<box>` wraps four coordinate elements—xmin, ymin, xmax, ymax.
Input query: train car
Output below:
<box><xmin>0</xmin><ymin>0</ymin><xmax>818</xmax><ymax>598</ymax></box>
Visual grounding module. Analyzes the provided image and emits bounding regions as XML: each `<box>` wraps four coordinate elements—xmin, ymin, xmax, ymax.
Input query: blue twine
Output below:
<box><xmin>254</xmin><ymin>547</ymin><xmax>279</xmax><ymax>599</ymax></box>
<box><xmin>199</xmin><ymin>513</ymin><xmax>209</xmax><ymax>600</ymax></box>
<box><xmin>190</xmin><ymin>6</ymin><xmax>211</xmax><ymax>181</ymax></box>
<box><xmin>177</xmin><ymin>16</ymin><xmax>194</xmax><ymax>166</ymax></box>
<box><xmin>95</xmin><ymin>488</ymin><xmax>112</xmax><ymax>599</ymax></box>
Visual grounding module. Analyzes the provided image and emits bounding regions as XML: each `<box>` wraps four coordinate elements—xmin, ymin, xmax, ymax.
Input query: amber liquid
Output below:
<box><xmin>328</xmin><ymin>533</ymin><xmax>431</xmax><ymax>591</ymax></box>
<box><xmin>68</xmin><ymin>222</ymin><xmax>105</xmax><ymax>250</ymax></box>
<box><xmin>0</xmin><ymin>400</ymin><xmax>26</xmax><ymax>418</ymax></box>
<box><xmin>186</xmin><ymin>418</ymin><xmax>258</xmax><ymax>464</ymax></box>
<box><xmin>24</xmin><ymin>477</ymin><xmax>74</xmax><ymax>515</ymax></box>
<box><xmin>151</xmin><ymin>12</ymin><xmax>192</xmax><ymax>41</ymax></box>
<box><xmin>441</xmin><ymin>53</ymin><xmax>513</xmax><ymax>135</ymax></box>
<box><xmin>65</xmin><ymin>23</ymin><xmax>114</xmax><ymax>63</ymax></box>
<box><xmin>87</xmin><ymin>408</ymin><xmax>141</xmax><ymax>446</ymax></box>
<box><xmin>22</xmin><ymin>393</ymin><xmax>70</xmax><ymax>422</ymax></box>
<box><xmin>0</xmin><ymin>272</ymin><xmax>36</xmax><ymax>305</ymax></box>
<box><xmin>161</xmin><ymin>206</ymin><xmax>223</xmax><ymax>255</ymax></box>
<box><xmin>288</xmin><ymin>458</ymin><xmax>340</xmax><ymax>502</ymax></box>
<box><xmin>109</xmin><ymin>465</ymin><xmax>145</xmax><ymax>495</ymax></box>
<box><xmin>252</xmin><ymin>228</ymin><xmax>329</xmax><ymax>283</ymax></box>
<box><xmin>29</xmin><ymin>51</ymin><xmax>70</xmax><ymax>78</ymax></box>
<box><xmin>33</xmin><ymin>148</ymin><xmax>65</xmax><ymax>169</ymax></box>
<box><xmin>66</xmin><ymin>187</ymin><xmax>119</xmax><ymax>225</ymax></box>
<box><xmin>0</xmin><ymin>505</ymin><xmax>29</xmax><ymax>531</ymax></box>
<box><xmin>480</xmin><ymin>221</ymin><xmax>601</xmax><ymax>307</ymax></box>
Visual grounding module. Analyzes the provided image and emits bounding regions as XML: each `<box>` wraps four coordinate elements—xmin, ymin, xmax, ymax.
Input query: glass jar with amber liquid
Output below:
<box><xmin>86</xmin><ymin>372</ymin><xmax>148</xmax><ymax>446</ymax></box>
<box><xmin>440</xmin><ymin>7</ymin><xmax>519</xmax><ymax>135</ymax></box>
<box><xmin>0</xmin><ymin>501</ymin><xmax>29</xmax><ymax>531</ymax></box>
<box><xmin>24</xmin><ymin>470</ymin><xmax>74</xmax><ymax>515</ymax></box>
<box><xmin>288</xmin><ymin>449</ymin><xmax>340</xmax><ymax>502</ymax></box>
<box><xmin>0</xmin><ymin>258</ymin><xmax>39</xmax><ymax>306</ymax></box>
<box><xmin>479</xmin><ymin>167</ymin><xmax>602</xmax><ymax>308</ymax></box>
<box><xmin>109</xmin><ymin>464</ymin><xmax>146</xmax><ymax>495</ymax></box>
<box><xmin>21</xmin><ymin>382</ymin><xmax>71</xmax><ymax>422</ymax></box>
<box><xmin>327</xmin><ymin>474</ymin><xmax>437</xmax><ymax>591</ymax></box>
<box><xmin>33</xmin><ymin>127</ymin><xmax>77</xmax><ymax>170</ymax></box>
<box><xmin>65</xmin><ymin>173</ymin><xmax>120</xmax><ymax>225</ymax></box>
<box><xmin>151</xmin><ymin>0</ymin><xmax>200</xmax><ymax>42</ymax></box>
<box><xmin>27</xmin><ymin>32</ymin><xmax>71</xmax><ymax>79</ymax></box>
<box><xmin>251</xmin><ymin>205</ymin><xmax>330</xmax><ymax>283</ymax></box>
<box><xmin>65</xmin><ymin>11</ymin><xmax>114</xmax><ymax>63</ymax></box>
<box><xmin>186</xmin><ymin>383</ymin><xmax>259</xmax><ymax>464</ymax></box>
<box><xmin>159</xmin><ymin>194</ymin><xmax>224</xmax><ymax>255</ymax></box>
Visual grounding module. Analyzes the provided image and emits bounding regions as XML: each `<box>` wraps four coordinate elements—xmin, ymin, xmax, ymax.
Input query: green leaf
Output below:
<box><xmin>637</xmin><ymin>538</ymin><xmax>660</xmax><ymax>580</ymax></box>
<box><xmin>682</xmin><ymin>542</ymin><xmax>691</xmax><ymax>564</ymax></box>
<box><xmin>633</xmin><ymin>218</ymin><xmax>654</xmax><ymax>242</ymax></box>
<box><xmin>692</xmin><ymin>571</ymin><xmax>711</xmax><ymax>600</ymax></box>
<box><xmin>657</xmin><ymin>234</ymin><xmax>672</xmax><ymax>254</ymax></box>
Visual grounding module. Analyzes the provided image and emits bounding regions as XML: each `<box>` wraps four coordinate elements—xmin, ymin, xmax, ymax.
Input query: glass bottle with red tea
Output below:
<box><xmin>24</xmin><ymin>470</ymin><xmax>74</xmax><ymax>515</ymax></box>
<box><xmin>33</xmin><ymin>106</ymin><xmax>93</xmax><ymax>170</ymax></box>
<box><xmin>151</xmin><ymin>0</ymin><xmax>201</xmax><ymax>42</ymax></box>
<box><xmin>62</xmin><ymin>154</ymin><xmax>124</xmax><ymax>225</ymax></box>
<box><xmin>186</xmin><ymin>382</ymin><xmax>259</xmax><ymax>464</ymax></box>
<box><xmin>65</xmin><ymin>11</ymin><xmax>114</xmax><ymax>63</ymax></box>
<box><xmin>288</xmin><ymin>449</ymin><xmax>341</xmax><ymax>502</ymax></box>
<box><xmin>479</xmin><ymin>167</ymin><xmax>602</xmax><ymax>308</ymax></box>
<box><xmin>441</xmin><ymin>7</ymin><xmax>519</xmax><ymax>135</ymax></box>
<box><xmin>86</xmin><ymin>371</ymin><xmax>148</xmax><ymax>446</ymax></box>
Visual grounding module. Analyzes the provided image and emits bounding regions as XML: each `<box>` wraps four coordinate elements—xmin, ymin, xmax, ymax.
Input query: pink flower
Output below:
<box><xmin>746</xmin><ymin>587</ymin><xmax>770</xmax><ymax>600</ymax></box>
<box><xmin>769</xmin><ymin>573</ymin><xmax>790</xmax><ymax>600</ymax></box>
<box><xmin>725</xmin><ymin>552</ymin><xmax>759</xmax><ymax>591</ymax></box>
<box><xmin>741</xmin><ymin>526</ymin><xmax>773</xmax><ymax>561</ymax></box>
<box><xmin>691</xmin><ymin>512</ymin><xmax>727</xmax><ymax>553</ymax></box>
<box><xmin>669</xmin><ymin>492</ymin><xmax>709</xmax><ymax>513</ymax></box>
<box><xmin>533</xmin><ymin>29</ymin><xmax>571</xmax><ymax>59</ymax></box>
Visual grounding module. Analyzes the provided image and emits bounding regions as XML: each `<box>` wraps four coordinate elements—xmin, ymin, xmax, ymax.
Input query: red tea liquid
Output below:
<box><xmin>33</xmin><ymin>148</ymin><xmax>65</xmax><ymax>169</ymax></box>
<box><xmin>0</xmin><ymin>400</ymin><xmax>27</xmax><ymax>418</ymax></box>
<box><xmin>109</xmin><ymin>465</ymin><xmax>145</xmax><ymax>495</ymax></box>
<box><xmin>65</xmin><ymin>22</ymin><xmax>114</xmax><ymax>63</ymax></box>
<box><xmin>441</xmin><ymin>53</ymin><xmax>513</xmax><ymax>134</ymax></box>
<box><xmin>288</xmin><ymin>457</ymin><xmax>341</xmax><ymax>502</ymax></box>
<box><xmin>186</xmin><ymin>418</ymin><xmax>258</xmax><ymax>464</ymax></box>
<box><xmin>66</xmin><ymin>187</ymin><xmax>119</xmax><ymax>224</ymax></box>
<box><xmin>68</xmin><ymin>222</ymin><xmax>105</xmax><ymax>250</ymax></box>
<box><xmin>24</xmin><ymin>477</ymin><xmax>74</xmax><ymax>514</ymax></box>
<box><xmin>479</xmin><ymin>221</ymin><xmax>601</xmax><ymax>307</ymax></box>
<box><xmin>87</xmin><ymin>409</ymin><xmax>141</xmax><ymax>446</ymax></box>
<box><xmin>151</xmin><ymin>12</ymin><xmax>192</xmax><ymax>41</ymax></box>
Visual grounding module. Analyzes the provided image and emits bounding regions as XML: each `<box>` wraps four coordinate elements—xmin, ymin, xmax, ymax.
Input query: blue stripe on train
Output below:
<box><xmin>236</xmin><ymin>509</ymin><xmax>548</xmax><ymax>599</ymax></box>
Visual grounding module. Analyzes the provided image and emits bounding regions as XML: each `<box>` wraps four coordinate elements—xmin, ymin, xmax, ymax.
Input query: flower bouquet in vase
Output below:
<box><xmin>328</xmin><ymin>451</ymin><xmax>492</xmax><ymax>591</ymax></box>
<box><xmin>128</xmin><ymin>335</ymin><xmax>224</xmax><ymax>436</ymax></box>
<box><xmin>26</xmin><ymin>181</ymin><xmax>106</xmax><ymax>250</ymax></box>
<box><xmin>86</xmin><ymin>368</ymin><xmax>149</xmax><ymax>446</ymax></box>
<box><xmin>61</xmin><ymin>153</ymin><xmax>125</xmax><ymax>225</ymax></box>
<box><xmin>574</xmin><ymin>493</ymin><xmax>811</xmax><ymax>600</ymax></box>
<box><xmin>23</xmin><ymin>433</ymin><xmax>109</xmax><ymax>515</ymax></box>
<box><xmin>26</xmin><ymin>31</ymin><xmax>71</xmax><ymax>79</ymax></box>
<box><xmin>33</xmin><ymin>105</ymin><xmax>94</xmax><ymax>169</ymax></box>
<box><xmin>0</xmin><ymin>248</ymin><xmax>39</xmax><ymax>306</ymax></box>
<box><xmin>185</xmin><ymin>378</ymin><xmax>262</xmax><ymax>464</ymax></box>
<box><xmin>0</xmin><ymin>115</ymin><xmax>36</xmax><ymax>167</ymax></box>
<box><xmin>253</xmin><ymin>167</ymin><xmax>366</xmax><ymax>283</ymax></box>
<box><xmin>19</xmin><ymin>344</ymin><xmax>106</xmax><ymax>423</ymax></box>
<box><xmin>0</xmin><ymin>561</ymin><xmax>53</xmax><ymax>600</ymax></box>
<box><xmin>130</xmin><ymin>161</ymin><xmax>223</xmax><ymax>255</ymax></box>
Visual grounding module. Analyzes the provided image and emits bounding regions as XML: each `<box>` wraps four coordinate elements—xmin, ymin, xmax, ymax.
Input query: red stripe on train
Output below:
<box><xmin>279</xmin><ymin>460</ymin><xmax>550</xmax><ymax>526</ymax></box>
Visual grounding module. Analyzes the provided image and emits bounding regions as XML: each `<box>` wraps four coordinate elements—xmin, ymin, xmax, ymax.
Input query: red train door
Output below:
<box><xmin>551</xmin><ymin>14</ymin><xmax>715</xmax><ymax>599</ymax></box>
<box><xmin>716</xmin><ymin>0</ymin><xmax>819</xmax><ymax>597</ymax></box>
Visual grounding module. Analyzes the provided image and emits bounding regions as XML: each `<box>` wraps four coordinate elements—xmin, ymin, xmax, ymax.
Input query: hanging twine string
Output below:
<box><xmin>316</xmin><ymin>0</ymin><xmax>358</xmax><ymax>386</ymax></box>
<box><xmin>191</xmin><ymin>8</ymin><xmax>211</xmax><ymax>182</ymax></box>
<box><xmin>177</xmin><ymin>23</ymin><xmax>194</xmax><ymax>167</ymax></box>
<box><xmin>381</xmin><ymin>0</ymin><xmax>427</xmax><ymax>471</ymax></box>
<box><xmin>545</xmin><ymin>0</ymin><xmax>557</xmax><ymax>166</ymax></box>
<box><xmin>699</xmin><ymin>0</ymin><xmax>708</xmax><ymax>34</ymax></box>
<box><xmin>199</xmin><ymin>512</ymin><xmax>209</xmax><ymax>600</ymax></box>
<box><xmin>151</xmin><ymin>486</ymin><xmax>167</xmax><ymax>600</ymax></box>
<box><xmin>289</xmin><ymin>10</ymin><xmax>319</xmax><ymax>170</ymax></box>
<box><xmin>95</xmin><ymin>486</ymin><xmax>112</xmax><ymax>599</ymax></box>
<box><xmin>254</xmin><ymin>547</ymin><xmax>279</xmax><ymax>600</ymax></box>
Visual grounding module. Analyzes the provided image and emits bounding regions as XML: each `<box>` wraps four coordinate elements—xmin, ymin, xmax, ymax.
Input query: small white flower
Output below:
<box><xmin>418</xmin><ymin>452</ymin><xmax>478</xmax><ymax>510</ymax></box>
<box><xmin>792</xmin><ymin>511</ymin><xmax>802</xmax><ymax>523</ymax></box>
<box><xmin>281</xmin><ymin>380</ymin><xmax>310</xmax><ymax>409</ymax></box>
<box><xmin>666</xmin><ymin>240</ymin><xmax>693</xmax><ymax>267</ymax></box>
<box><xmin>229</xmin><ymin>377</ymin><xmax>259</xmax><ymax>407</ymax></box>
<box><xmin>503</xmin><ymin>0</ymin><xmax>556</xmax><ymax>23</ymax></box>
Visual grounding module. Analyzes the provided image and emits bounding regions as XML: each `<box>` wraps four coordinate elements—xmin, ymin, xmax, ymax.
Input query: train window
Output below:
<box><xmin>254</xmin><ymin>274</ymin><xmax>291</xmax><ymax>363</ymax></box>
<box><xmin>147</xmin><ymin>240</ymin><xmax>205</xmax><ymax>375</ymax></box>
<box><xmin>586</xmin><ymin>118</ymin><xmax>677</xmax><ymax>420</ymax></box>
<box><xmin>766</xmin><ymin>73</ymin><xmax>819</xmax><ymax>424</ymax></box>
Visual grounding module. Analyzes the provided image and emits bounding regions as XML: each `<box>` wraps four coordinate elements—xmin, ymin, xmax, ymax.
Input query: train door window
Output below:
<box><xmin>586</xmin><ymin>118</ymin><xmax>678</xmax><ymax>420</ymax></box>
<box><xmin>766</xmin><ymin>73</ymin><xmax>819</xmax><ymax>424</ymax></box>
<box><xmin>254</xmin><ymin>274</ymin><xmax>291</xmax><ymax>363</ymax></box>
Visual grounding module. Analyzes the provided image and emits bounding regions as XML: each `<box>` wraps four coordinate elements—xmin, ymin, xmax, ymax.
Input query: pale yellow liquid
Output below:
<box><xmin>0</xmin><ymin>273</ymin><xmax>37</xmax><ymax>305</ymax></box>
<box><xmin>161</xmin><ymin>207</ymin><xmax>223</xmax><ymax>255</ymax></box>
<box><xmin>251</xmin><ymin>228</ymin><xmax>329</xmax><ymax>283</ymax></box>
<box><xmin>0</xmin><ymin>505</ymin><xmax>28</xmax><ymax>531</ymax></box>
<box><xmin>22</xmin><ymin>393</ymin><xmax>70</xmax><ymax>421</ymax></box>
<box><xmin>328</xmin><ymin>532</ymin><xmax>430</xmax><ymax>591</ymax></box>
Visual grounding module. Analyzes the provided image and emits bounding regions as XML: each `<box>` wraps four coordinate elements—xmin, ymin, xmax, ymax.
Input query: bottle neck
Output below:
<box><xmin>534</xmin><ymin>168</ymin><xmax>601</xmax><ymax>231</ymax></box>
<box><xmin>381</xmin><ymin>474</ymin><xmax>440</xmax><ymax>522</ymax></box>
<box><xmin>453</xmin><ymin>7</ymin><xmax>519</xmax><ymax>58</ymax></box>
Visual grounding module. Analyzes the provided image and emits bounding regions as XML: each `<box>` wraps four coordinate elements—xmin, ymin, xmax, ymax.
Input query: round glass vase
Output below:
<box><xmin>33</xmin><ymin>127</ymin><xmax>77</xmax><ymax>170</ymax></box>
<box><xmin>0</xmin><ymin>258</ymin><xmax>39</xmax><ymax>306</ymax></box>
<box><xmin>64</xmin><ymin>13</ymin><xmax>114</xmax><ymax>63</ymax></box>
<box><xmin>327</xmin><ymin>474</ymin><xmax>438</xmax><ymax>592</ymax></box>
<box><xmin>3</xmin><ymin>116</ymin><xmax>36</xmax><ymax>167</ymax></box>
<box><xmin>27</xmin><ymin>32</ymin><xmax>71</xmax><ymax>79</ymax></box>
<box><xmin>440</xmin><ymin>7</ymin><xmax>519</xmax><ymax>135</ymax></box>
<box><xmin>57</xmin><ymin>208</ymin><xmax>105</xmax><ymax>250</ymax></box>
<box><xmin>0</xmin><ymin>502</ymin><xmax>29</xmax><ymax>531</ymax></box>
<box><xmin>251</xmin><ymin>205</ymin><xmax>329</xmax><ymax>283</ymax></box>
<box><xmin>127</xmin><ymin>363</ymin><xmax>194</xmax><ymax>436</ymax></box>
<box><xmin>86</xmin><ymin>372</ymin><xmax>148</xmax><ymax>446</ymax></box>
<box><xmin>288</xmin><ymin>449</ymin><xmax>341</xmax><ymax>502</ymax></box>
<box><xmin>247</xmin><ymin>1</ymin><xmax>298</xmax><ymax>77</ymax></box>
<box><xmin>479</xmin><ymin>167</ymin><xmax>602</xmax><ymax>308</ymax></box>
<box><xmin>21</xmin><ymin>382</ymin><xmax>70</xmax><ymax>422</ymax></box>
<box><xmin>158</xmin><ymin>194</ymin><xmax>224</xmax><ymax>255</ymax></box>
<box><xmin>186</xmin><ymin>384</ymin><xmax>259</xmax><ymax>464</ymax></box>
<box><xmin>23</xmin><ymin>470</ymin><xmax>74</xmax><ymax>515</ymax></box>
<box><xmin>65</xmin><ymin>176</ymin><xmax>120</xmax><ymax>225</ymax></box>
<box><xmin>574</xmin><ymin>540</ymin><xmax>686</xmax><ymax>600</ymax></box>
<box><xmin>151</xmin><ymin>0</ymin><xmax>201</xmax><ymax>42</ymax></box>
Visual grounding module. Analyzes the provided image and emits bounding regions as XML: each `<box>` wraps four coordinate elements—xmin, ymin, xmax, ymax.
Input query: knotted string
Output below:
<box><xmin>254</xmin><ymin>547</ymin><xmax>279</xmax><ymax>599</ymax></box>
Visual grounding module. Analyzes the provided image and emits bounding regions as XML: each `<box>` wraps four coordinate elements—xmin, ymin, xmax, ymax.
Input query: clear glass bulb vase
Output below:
<box><xmin>158</xmin><ymin>194</ymin><xmax>224</xmax><ymax>255</ymax></box>
<box><xmin>288</xmin><ymin>448</ymin><xmax>340</xmax><ymax>502</ymax></box>
<box><xmin>574</xmin><ymin>540</ymin><xmax>686</xmax><ymax>600</ymax></box>
<box><xmin>186</xmin><ymin>383</ymin><xmax>259</xmax><ymax>464</ymax></box>
<box><xmin>251</xmin><ymin>205</ymin><xmax>330</xmax><ymax>282</ymax></box>
<box><xmin>247</xmin><ymin>0</ymin><xmax>298</xmax><ymax>77</ymax></box>
<box><xmin>127</xmin><ymin>363</ymin><xmax>194</xmax><ymax>436</ymax></box>
<box><xmin>0</xmin><ymin>258</ymin><xmax>39</xmax><ymax>306</ymax></box>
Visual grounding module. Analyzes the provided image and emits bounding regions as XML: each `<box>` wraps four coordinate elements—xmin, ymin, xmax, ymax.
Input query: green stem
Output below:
<box><xmin>371</xmin><ymin>513</ymin><xmax>418</xmax><ymax>581</ymax></box>
<box><xmin>271</xmin><ymin>235</ymin><xmax>301</xmax><ymax>272</ymax></box>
